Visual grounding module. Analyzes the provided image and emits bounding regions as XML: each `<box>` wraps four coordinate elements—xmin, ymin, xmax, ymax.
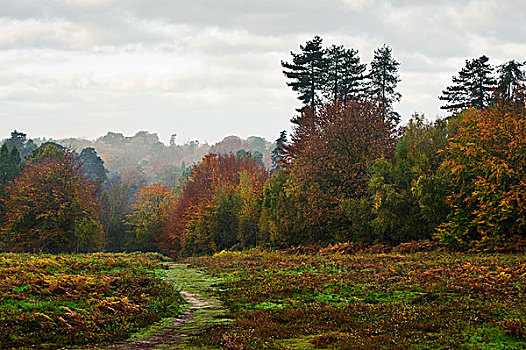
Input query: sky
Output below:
<box><xmin>1</xmin><ymin>0</ymin><xmax>525</xmax><ymax>145</ymax></box>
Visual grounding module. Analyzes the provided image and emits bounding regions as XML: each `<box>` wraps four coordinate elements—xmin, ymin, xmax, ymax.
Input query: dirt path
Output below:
<box><xmin>109</xmin><ymin>263</ymin><xmax>229</xmax><ymax>350</ymax></box>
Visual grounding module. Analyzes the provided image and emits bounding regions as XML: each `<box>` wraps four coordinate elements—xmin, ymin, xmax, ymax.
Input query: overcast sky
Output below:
<box><xmin>1</xmin><ymin>0</ymin><xmax>525</xmax><ymax>144</ymax></box>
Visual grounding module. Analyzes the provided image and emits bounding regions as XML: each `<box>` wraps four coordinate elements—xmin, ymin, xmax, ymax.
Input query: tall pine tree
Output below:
<box><xmin>439</xmin><ymin>55</ymin><xmax>496</xmax><ymax>112</ymax></box>
<box><xmin>281</xmin><ymin>36</ymin><xmax>326</xmax><ymax>115</ymax></box>
<box><xmin>324</xmin><ymin>45</ymin><xmax>366</xmax><ymax>105</ymax></box>
<box><xmin>497</xmin><ymin>60</ymin><xmax>525</xmax><ymax>100</ymax></box>
<box><xmin>368</xmin><ymin>45</ymin><xmax>401</xmax><ymax>121</ymax></box>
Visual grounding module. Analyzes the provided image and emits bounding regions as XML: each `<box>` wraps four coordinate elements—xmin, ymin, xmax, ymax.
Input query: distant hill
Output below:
<box><xmin>32</xmin><ymin>131</ymin><xmax>274</xmax><ymax>187</ymax></box>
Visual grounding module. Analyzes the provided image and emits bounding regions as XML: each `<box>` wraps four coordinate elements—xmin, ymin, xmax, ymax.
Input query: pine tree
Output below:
<box><xmin>497</xmin><ymin>60</ymin><xmax>525</xmax><ymax>100</ymax></box>
<box><xmin>79</xmin><ymin>147</ymin><xmax>108</xmax><ymax>184</ymax></box>
<box><xmin>281</xmin><ymin>36</ymin><xmax>326</xmax><ymax>114</ymax></box>
<box><xmin>271</xmin><ymin>130</ymin><xmax>288</xmax><ymax>171</ymax></box>
<box><xmin>368</xmin><ymin>45</ymin><xmax>401</xmax><ymax>121</ymax></box>
<box><xmin>4</xmin><ymin>130</ymin><xmax>36</xmax><ymax>161</ymax></box>
<box><xmin>324</xmin><ymin>45</ymin><xmax>366</xmax><ymax>105</ymax></box>
<box><xmin>439</xmin><ymin>55</ymin><xmax>497</xmax><ymax>112</ymax></box>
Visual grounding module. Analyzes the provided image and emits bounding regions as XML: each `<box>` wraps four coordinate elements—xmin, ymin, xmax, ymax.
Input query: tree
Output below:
<box><xmin>368</xmin><ymin>114</ymin><xmax>450</xmax><ymax>243</ymax></box>
<box><xmin>271</xmin><ymin>130</ymin><xmax>288</xmax><ymax>171</ymax></box>
<box><xmin>99</xmin><ymin>182</ymin><xmax>131</xmax><ymax>252</ymax></box>
<box><xmin>282</xmin><ymin>36</ymin><xmax>326</xmax><ymax>114</ymax></box>
<box><xmin>163</xmin><ymin>153</ymin><xmax>268</xmax><ymax>257</ymax></box>
<box><xmin>259</xmin><ymin>169</ymin><xmax>310</xmax><ymax>247</ymax></box>
<box><xmin>0</xmin><ymin>144</ymin><xmax>20</xmax><ymax>189</ymax></box>
<box><xmin>0</xmin><ymin>147</ymin><xmax>103</xmax><ymax>253</ymax></box>
<box><xmin>324</xmin><ymin>45</ymin><xmax>367</xmax><ymax>105</ymax></box>
<box><xmin>79</xmin><ymin>147</ymin><xmax>108</xmax><ymax>184</ymax></box>
<box><xmin>3</xmin><ymin>130</ymin><xmax>37</xmax><ymax>161</ymax></box>
<box><xmin>0</xmin><ymin>144</ymin><xmax>21</xmax><ymax>227</ymax></box>
<box><xmin>284</xmin><ymin>98</ymin><xmax>397</xmax><ymax>241</ymax></box>
<box><xmin>497</xmin><ymin>60</ymin><xmax>525</xmax><ymax>100</ymax></box>
<box><xmin>438</xmin><ymin>98</ymin><xmax>526</xmax><ymax>250</ymax></box>
<box><xmin>368</xmin><ymin>45</ymin><xmax>401</xmax><ymax>121</ymax></box>
<box><xmin>440</xmin><ymin>55</ymin><xmax>497</xmax><ymax>112</ymax></box>
<box><xmin>127</xmin><ymin>184</ymin><xmax>174</xmax><ymax>252</ymax></box>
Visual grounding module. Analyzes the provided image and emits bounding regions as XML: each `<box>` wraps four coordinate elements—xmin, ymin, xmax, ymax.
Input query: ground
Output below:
<box><xmin>2</xmin><ymin>249</ymin><xmax>525</xmax><ymax>349</ymax></box>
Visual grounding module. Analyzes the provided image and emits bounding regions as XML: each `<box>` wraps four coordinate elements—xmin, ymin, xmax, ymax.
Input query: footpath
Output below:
<box><xmin>109</xmin><ymin>263</ymin><xmax>229</xmax><ymax>350</ymax></box>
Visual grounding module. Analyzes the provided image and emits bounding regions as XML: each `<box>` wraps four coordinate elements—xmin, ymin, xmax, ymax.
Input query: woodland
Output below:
<box><xmin>1</xmin><ymin>36</ymin><xmax>526</xmax><ymax>349</ymax></box>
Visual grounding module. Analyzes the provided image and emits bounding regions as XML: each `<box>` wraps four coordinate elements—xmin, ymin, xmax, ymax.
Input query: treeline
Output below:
<box><xmin>37</xmin><ymin>132</ymin><xmax>274</xmax><ymax>189</ymax></box>
<box><xmin>1</xmin><ymin>37</ymin><xmax>525</xmax><ymax>255</ymax></box>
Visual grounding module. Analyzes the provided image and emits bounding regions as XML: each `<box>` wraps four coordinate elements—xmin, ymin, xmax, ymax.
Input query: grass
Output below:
<box><xmin>0</xmin><ymin>252</ymin><xmax>185</xmax><ymax>349</ymax></box>
<box><xmin>185</xmin><ymin>248</ymin><xmax>526</xmax><ymax>349</ymax></box>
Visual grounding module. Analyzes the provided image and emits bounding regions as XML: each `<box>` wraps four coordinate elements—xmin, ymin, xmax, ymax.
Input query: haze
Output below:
<box><xmin>1</xmin><ymin>0</ymin><xmax>525</xmax><ymax>144</ymax></box>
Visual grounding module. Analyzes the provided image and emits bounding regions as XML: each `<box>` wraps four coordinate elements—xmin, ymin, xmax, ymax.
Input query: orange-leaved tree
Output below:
<box><xmin>0</xmin><ymin>146</ymin><xmax>103</xmax><ymax>253</ymax></box>
<box><xmin>438</xmin><ymin>97</ymin><xmax>526</xmax><ymax>250</ymax></box>
<box><xmin>163</xmin><ymin>153</ymin><xmax>268</xmax><ymax>257</ymax></box>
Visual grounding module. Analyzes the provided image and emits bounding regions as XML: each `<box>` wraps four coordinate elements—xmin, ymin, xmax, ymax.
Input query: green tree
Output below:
<box><xmin>497</xmin><ymin>60</ymin><xmax>525</xmax><ymax>100</ymax></box>
<box><xmin>365</xmin><ymin>114</ymin><xmax>451</xmax><ymax>244</ymax></box>
<box><xmin>0</xmin><ymin>144</ymin><xmax>21</xmax><ymax>227</ymax></box>
<box><xmin>259</xmin><ymin>169</ymin><xmax>310</xmax><ymax>247</ymax></box>
<box><xmin>368</xmin><ymin>45</ymin><xmax>401</xmax><ymax>121</ymax></box>
<box><xmin>3</xmin><ymin>130</ymin><xmax>37</xmax><ymax>161</ymax></box>
<box><xmin>237</xmin><ymin>171</ymin><xmax>261</xmax><ymax>247</ymax></box>
<box><xmin>99</xmin><ymin>182</ymin><xmax>131</xmax><ymax>252</ymax></box>
<box><xmin>282</xmin><ymin>35</ymin><xmax>326</xmax><ymax>114</ymax></box>
<box><xmin>324</xmin><ymin>45</ymin><xmax>367</xmax><ymax>104</ymax></box>
<box><xmin>271</xmin><ymin>130</ymin><xmax>288</xmax><ymax>171</ymax></box>
<box><xmin>126</xmin><ymin>184</ymin><xmax>174</xmax><ymax>252</ymax></box>
<box><xmin>440</xmin><ymin>55</ymin><xmax>497</xmax><ymax>112</ymax></box>
<box><xmin>79</xmin><ymin>147</ymin><xmax>108</xmax><ymax>184</ymax></box>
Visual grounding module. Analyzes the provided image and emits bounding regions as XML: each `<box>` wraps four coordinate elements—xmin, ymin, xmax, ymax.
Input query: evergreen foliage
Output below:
<box><xmin>440</xmin><ymin>55</ymin><xmax>497</xmax><ymax>112</ymax></box>
<box><xmin>497</xmin><ymin>60</ymin><xmax>525</xmax><ymax>100</ymax></box>
<box><xmin>324</xmin><ymin>45</ymin><xmax>367</xmax><ymax>104</ymax></box>
<box><xmin>79</xmin><ymin>147</ymin><xmax>108</xmax><ymax>184</ymax></box>
<box><xmin>3</xmin><ymin>130</ymin><xmax>37</xmax><ymax>161</ymax></box>
<box><xmin>368</xmin><ymin>44</ymin><xmax>401</xmax><ymax>121</ymax></box>
<box><xmin>281</xmin><ymin>35</ymin><xmax>326</xmax><ymax>113</ymax></box>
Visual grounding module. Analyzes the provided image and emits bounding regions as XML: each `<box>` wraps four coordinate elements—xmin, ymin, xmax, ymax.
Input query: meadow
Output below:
<box><xmin>0</xmin><ymin>253</ymin><xmax>184</xmax><ymax>349</ymax></box>
<box><xmin>186</xmin><ymin>244</ymin><xmax>526</xmax><ymax>349</ymax></box>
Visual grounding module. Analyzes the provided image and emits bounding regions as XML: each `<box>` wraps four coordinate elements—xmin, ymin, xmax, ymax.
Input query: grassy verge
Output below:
<box><xmin>0</xmin><ymin>252</ymin><xmax>185</xmax><ymax>349</ymax></box>
<box><xmin>186</xmin><ymin>249</ymin><xmax>526</xmax><ymax>349</ymax></box>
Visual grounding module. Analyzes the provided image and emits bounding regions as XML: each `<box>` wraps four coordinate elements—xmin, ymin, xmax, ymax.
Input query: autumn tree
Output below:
<box><xmin>0</xmin><ymin>146</ymin><xmax>103</xmax><ymax>253</ymax></box>
<box><xmin>283</xmin><ymin>98</ymin><xmax>397</xmax><ymax>241</ymax></box>
<box><xmin>127</xmin><ymin>184</ymin><xmax>175</xmax><ymax>252</ymax></box>
<box><xmin>368</xmin><ymin>114</ymin><xmax>450</xmax><ymax>243</ymax></box>
<box><xmin>438</xmin><ymin>98</ymin><xmax>526</xmax><ymax>250</ymax></box>
<box><xmin>163</xmin><ymin>153</ymin><xmax>268</xmax><ymax>257</ymax></box>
